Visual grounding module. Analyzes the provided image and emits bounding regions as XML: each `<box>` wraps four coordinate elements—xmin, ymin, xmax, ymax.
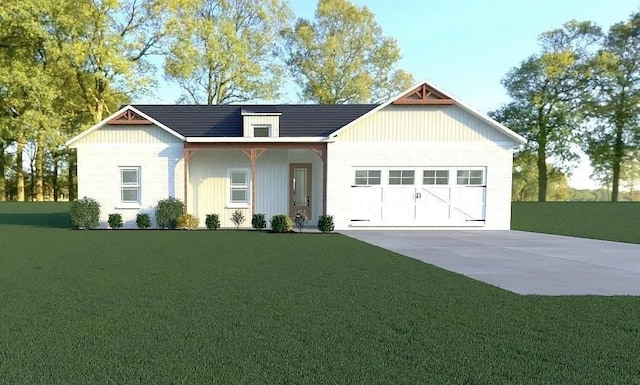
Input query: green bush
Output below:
<box><xmin>155</xmin><ymin>197</ymin><xmax>184</xmax><ymax>229</ymax></box>
<box><xmin>251</xmin><ymin>213</ymin><xmax>266</xmax><ymax>231</ymax></box>
<box><xmin>136</xmin><ymin>213</ymin><xmax>151</xmax><ymax>229</ymax></box>
<box><xmin>231</xmin><ymin>209</ymin><xmax>246</xmax><ymax>229</ymax></box>
<box><xmin>70</xmin><ymin>197</ymin><xmax>100</xmax><ymax>230</ymax></box>
<box><xmin>107</xmin><ymin>213</ymin><xmax>123</xmax><ymax>229</ymax></box>
<box><xmin>205</xmin><ymin>214</ymin><xmax>220</xmax><ymax>230</ymax></box>
<box><xmin>317</xmin><ymin>215</ymin><xmax>334</xmax><ymax>234</ymax></box>
<box><xmin>270</xmin><ymin>214</ymin><xmax>292</xmax><ymax>233</ymax></box>
<box><xmin>177</xmin><ymin>213</ymin><xmax>199</xmax><ymax>230</ymax></box>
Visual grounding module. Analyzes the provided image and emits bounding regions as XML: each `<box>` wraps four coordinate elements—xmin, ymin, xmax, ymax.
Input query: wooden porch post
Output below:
<box><xmin>240</xmin><ymin>148</ymin><xmax>267</xmax><ymax>215</ymax></box>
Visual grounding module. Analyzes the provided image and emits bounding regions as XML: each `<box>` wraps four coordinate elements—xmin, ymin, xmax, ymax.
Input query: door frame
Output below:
<box><xmin>289</xmin><ymin>163</ymin><xmax>312</xmax><ymax>218</ymax></box>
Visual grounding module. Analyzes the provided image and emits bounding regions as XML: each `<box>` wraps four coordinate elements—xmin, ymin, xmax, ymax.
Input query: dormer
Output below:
<box><xmin>241</xmin><ymin>108</ymin><xmax>281</xmax><ymax>138</ymax></box>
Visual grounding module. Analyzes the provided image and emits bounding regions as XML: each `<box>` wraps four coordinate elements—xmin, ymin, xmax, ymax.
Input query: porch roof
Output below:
<box><xmin>131</xmin><ymin>104</ymin><xmax>378</xmax><ymax>138</ymax></box>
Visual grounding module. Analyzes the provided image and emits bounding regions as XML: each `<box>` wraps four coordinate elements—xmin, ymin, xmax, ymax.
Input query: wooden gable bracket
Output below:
<box><xmin>108</xmin><ymin>109</ymin><xmax>153</xmax><ymax>125</ymax></box>
<box><xmin>392</xmin><ymin>84</ymin><xmax>455</xmax><ymax>105</ymax></box>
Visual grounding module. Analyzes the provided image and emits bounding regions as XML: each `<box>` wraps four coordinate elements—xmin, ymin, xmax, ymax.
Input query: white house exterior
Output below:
<box><xmin>66</xmin><ymin>81</ymin><xmax>526</xmax><ymax>229</ymax></box>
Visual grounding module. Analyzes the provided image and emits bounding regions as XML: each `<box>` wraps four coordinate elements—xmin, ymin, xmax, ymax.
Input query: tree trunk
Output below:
<box><xmin>537</xmin><ymin>145</ymin><xmax>547</xmax><ymax>202</ymax></box>
<box><xmin>610</xmin><ymin>123</ymin><xmax>624</xmax><ymax>202</ymax></box>
<box><xmin>35</xmin><ymin>137</ymin><xmax>44</xmax><ymax>201</ymax></box>
<box><xmin>53</xmin><ymin>153</ymin><xmax>59</xmax><ymax>202</ymax></box>
<box><xmin>0</xmin><ymin>141</ymin><xmax>5</xmax><ymax>201</ymax></box>
<box><xmin>16</xmin><ymin>133</ymin><xmax>25</xmax><ymax>201</ymax></box>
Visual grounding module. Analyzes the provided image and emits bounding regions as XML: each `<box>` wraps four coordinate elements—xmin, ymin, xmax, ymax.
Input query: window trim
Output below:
<box><xmin>252</xmin><ymin>124</ymin><xmax>271</xmax><ymax>138</ymax></box>
<box><xmin>227</xmin><ymin>168</ymin><xmax>251</xmax><ymax>208</ymax></box>
<box><xmin>118</xmin><ymin>166</ymin><xmax>141</xmax><ymax>208</ymax></box>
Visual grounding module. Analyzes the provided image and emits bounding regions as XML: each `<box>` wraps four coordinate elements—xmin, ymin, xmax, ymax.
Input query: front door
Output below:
<box><xmin>290</xmin><ymin>163</ymin><xmax>312</xmax><ymax>218</ymax></box>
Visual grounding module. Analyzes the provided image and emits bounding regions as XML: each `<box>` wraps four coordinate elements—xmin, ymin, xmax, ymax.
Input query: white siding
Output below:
<box><xmin>335</xmin><ymin>105</ymin><xmax>513</xmax><ymax>142</ymax></box>
<box><xmin>187</xmin><ymin>149</ymin><xmax>323</xmax><ymax>228</ymax></box>
<box><xmin>326</xmin><ymin>141</ymin><xmax>514</xmax><ymax>230</ymax></box>
<box><xmin>76</xmin><ymin>143</ymin><xmax>184</xmax><ymax>228</ymax></box>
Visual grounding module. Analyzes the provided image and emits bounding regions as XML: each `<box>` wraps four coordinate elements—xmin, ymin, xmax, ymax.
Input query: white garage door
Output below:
<box><xmin>350</xmin><ymin>167</ymin><xmax>486</xmax><ymax>226</ymax></box>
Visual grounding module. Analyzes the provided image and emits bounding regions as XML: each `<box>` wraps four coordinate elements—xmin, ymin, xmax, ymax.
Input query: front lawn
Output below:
<box><xmin>1</xmin><ymin>203</ymin><xmax>639</xmax><ymax>384</ymax></box>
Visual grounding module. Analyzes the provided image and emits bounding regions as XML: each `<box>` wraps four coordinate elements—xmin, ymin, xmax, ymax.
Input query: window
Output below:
<box><xmin>423</xmin><ymin>170</ymin><xmax>449</xmax><ymax>185</ymax></box>
<box><xmin>120</xmin><ymin>167</ymin><xmax>140</xmax><ymax>204</ymax></box>
<box><xmin>253</xmin><ymin>125</ymin><xmax>270</xmax><ymax>137</ymax></box>
<box><xmin>354</xmin><ymin>170</ymin><xmax>381</xmax><ymax>185</ymax></box>
<box><xmin>457</xmin><ymin>169</ymin><xmax>484</xmax><ymax>185</ymax></box>
<box><xmin>229</xmin><ymin>169</ymin><xmax>249</xmax><ymax>206</ymax></box>
<box><xmin>389</xmin><ymin>170</ymin><xmax>415</xmax><ymax>185</ymax></box>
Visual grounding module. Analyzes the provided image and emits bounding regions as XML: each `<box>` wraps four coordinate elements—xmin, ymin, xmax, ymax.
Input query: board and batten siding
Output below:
<box><xmin>326</xmin><ymin>104</ymin><xmax>516</xmax><ymax>230</ymax></box>
<box><xmin>72</xmin><ymin>124</ymin><xmax>184</xmax><ymax>228</ymax></box>
<box><xmin>73</xmin><ymin>125</ymin><xmax>183</xmax><ymax>145</ymax></box>
<box><xmin>188</xmin><ymin>149</ymin><xmax>323</xmax><ymax>228</ymax></box>
<box><xmin>334</xmin><ymin>105</ymin><xmax>514</xmax><ymax>143</ymax></box>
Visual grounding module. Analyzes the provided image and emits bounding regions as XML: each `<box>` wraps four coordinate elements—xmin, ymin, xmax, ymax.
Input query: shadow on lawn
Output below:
<box><xmin>0</xmin><ymin>203</ymin><xmax>71</xmax><ymax>229</ymax></box>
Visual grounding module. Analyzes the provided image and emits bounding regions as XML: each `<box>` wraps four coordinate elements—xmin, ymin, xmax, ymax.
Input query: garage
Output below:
<box><xmin>350</xmin><ymin>167</ymin><xmax>487</xmax><ymax>226</ymax></box>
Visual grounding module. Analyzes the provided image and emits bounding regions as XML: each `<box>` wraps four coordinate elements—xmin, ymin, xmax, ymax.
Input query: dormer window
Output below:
<box><xmin>253</xmin><ymin>125</ymin><xmax>270</xmax><ymax>137</ymax></box>
<box><xmin>242</xmin><ymin>108</ymin><xmax>281</xmax><ymax>138</ymax></box>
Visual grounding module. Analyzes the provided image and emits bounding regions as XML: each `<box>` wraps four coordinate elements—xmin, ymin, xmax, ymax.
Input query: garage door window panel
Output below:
<box><xmin>423</xmin><ymin>170</ymin><xmax>449</xmax><ymax>185</ymax></box>
<box><xmin>389</xmin><ymin>170</ymin><xmax>414</xmax><ymax>185</ymax></box>
<box><xmin>354</xmin><ymin>170</ymin><xmax>381</xmax><ymax>186</ymax></box>
<box><xmin>457</xmin><ymin>170</ymin><xmax>485</xmax><ymax>185</ymax></box>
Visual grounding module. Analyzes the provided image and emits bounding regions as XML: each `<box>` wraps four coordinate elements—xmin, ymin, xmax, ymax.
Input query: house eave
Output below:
<box><xmin>185</xmin><ymin>137</ymin><xmax>333</xmax><ymax>143</ymax></box>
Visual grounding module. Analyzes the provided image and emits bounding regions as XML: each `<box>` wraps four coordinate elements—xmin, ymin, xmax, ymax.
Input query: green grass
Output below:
<box><xmin>1</xmin><ymin>202</ymin><xmax>639</xmax><ymax>384</ymax></box>
<box><xmin>512</xmin><ymin>202</ymin><xmax>640</xmax><ymax>244</ymax></box>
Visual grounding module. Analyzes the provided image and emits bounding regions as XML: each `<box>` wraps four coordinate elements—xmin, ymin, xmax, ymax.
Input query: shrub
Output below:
<box><xmin>136</xmin><ymin>213</ymin><xmax>151</xmax><ymax>229</ymax></box>
<box><xmin>70</xmin><ymin>197</ymin><xmax>100</xmax><ymax>230</ymax></box>
<box><xmin>107</xmin><ymin>213</ymin><xmax>123</xmax><ymax>229</ymax></box>
<box><xmin>155</xmin><ymin>197</ymin><xmax>184</xmax><ymax>229</ymax></box>
<box><xmin>205</xmin><ymin>214</ymin><xmax>220</xmax><ymax>230</ymax></box>
<box><xmin>270</xmin><ymin>214</ymin><xmax>292</xmax><ymax>233</ymax></box>
<box><xmin>293</xmin><ymin>210</ymin><xmax>307</xmax><ymax>232</ymax></box>
<box><xmin>177</xmin><ymin>213</ymin><xmax>199</xmax><ymax>230</ymax></box>
<box><xmin>251</xmin><ymin>213</ymin><xmax>266</xmax><ymax>231</ymax></box>
<box><xmin>230</xmin><ymin>209</ymin><xmax>246</xmax><ymax>229</ymax></box>
<box><xmin>317</xmin><ymin>215</ymin><xmax>334</xmax><ymax>234</ymax></box>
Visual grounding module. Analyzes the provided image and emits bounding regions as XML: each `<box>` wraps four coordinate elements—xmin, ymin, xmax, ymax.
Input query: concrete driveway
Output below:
<box><xmin>342</xmin><ymin>230</ymin><xmax>640</xmax><ymax>295</ymax></box>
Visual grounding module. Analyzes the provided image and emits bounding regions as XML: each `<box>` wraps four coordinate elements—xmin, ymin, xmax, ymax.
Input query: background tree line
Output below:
<box><xmin>0</xmin><ymin>1</ymin><xmax>637</xmax><ymax>202</ymax></box>
<box><xmin>491</xmin><ymin>12</ymin><xmax>640</xmax><ymax>202</ymax></box>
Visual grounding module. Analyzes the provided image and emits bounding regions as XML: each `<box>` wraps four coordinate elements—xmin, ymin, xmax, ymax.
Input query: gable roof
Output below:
<box><xmin>132</xmin><ymin>104</ymin><xmax>378</xmax><ymax>138</ymax></box>
<box><xmin>65</xmin><ymin>106</ymin><xmax>185</xmax><ymax>147</ymax></box>
<box><xmin>329</xmin><ymin>80</ymin><xmax>527</xmax><ymax>144</ymax></box>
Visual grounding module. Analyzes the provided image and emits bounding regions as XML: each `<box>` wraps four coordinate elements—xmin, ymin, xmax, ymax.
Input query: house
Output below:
<box><xmin>65</xmin><ymin>81</ymin><xmax>526</xmax><ymax>229</ymax></box>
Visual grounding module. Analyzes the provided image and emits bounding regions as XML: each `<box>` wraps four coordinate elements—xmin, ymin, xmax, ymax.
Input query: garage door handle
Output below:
<box><xmin>416</xmin><ymin>193</ymin><xmax>421</xmax><ymax>199</ymax></box>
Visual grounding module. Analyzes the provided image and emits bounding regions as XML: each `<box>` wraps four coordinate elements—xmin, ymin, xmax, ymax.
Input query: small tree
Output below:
<box><xmin>230</xmin><ymin>209</ymin><xmax>246</xmax><ymax>229</ymax></box>
<box><xmin>293</xmin><ymin>210</ymin><xmax>307</xmax><ymax>232</ymax></box>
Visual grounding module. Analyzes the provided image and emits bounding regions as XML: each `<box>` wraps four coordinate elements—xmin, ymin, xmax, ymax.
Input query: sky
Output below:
<box><xmin>138</xmin><ymin>0</ymin><xmax>639</xmax><ymax>190</ymax></box>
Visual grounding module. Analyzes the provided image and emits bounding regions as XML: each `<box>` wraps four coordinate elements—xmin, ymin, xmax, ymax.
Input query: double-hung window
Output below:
<box><xmin>120</xmin><ymin>167</ymin><xmax>141</xmax><ymax>204</ymax></box>
<box><xmin>229</xmin><ymin>169</ymin><xmax>250</xmax><ymax>206</ymax></box>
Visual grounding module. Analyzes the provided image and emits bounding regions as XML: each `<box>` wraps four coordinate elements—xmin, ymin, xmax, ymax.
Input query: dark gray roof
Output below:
<box><xmin>131</xmin><ymin>104</ymin><xmax>379</xmax><ymax>137</ymax></box>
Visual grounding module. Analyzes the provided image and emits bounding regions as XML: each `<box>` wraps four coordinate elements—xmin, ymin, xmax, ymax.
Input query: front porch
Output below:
<box><xmin>183</xmin><ymin>142</ymin><xmax>327</xmax><ymax>228</ymax></box>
